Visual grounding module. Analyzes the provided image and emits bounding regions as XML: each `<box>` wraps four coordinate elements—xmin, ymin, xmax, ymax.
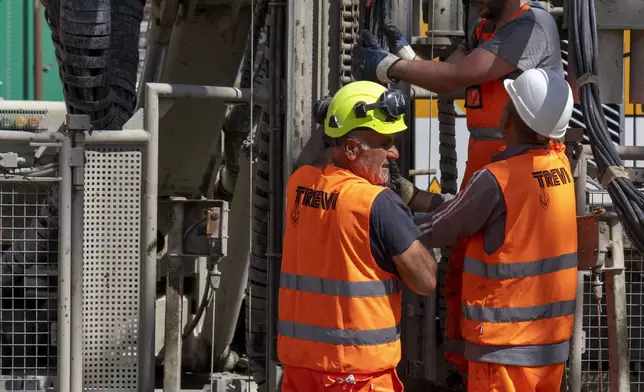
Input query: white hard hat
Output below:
<box><xmin>503</xmin><ymin>68</ymin><xmax>573</xmax><ymax>139</ymax></box>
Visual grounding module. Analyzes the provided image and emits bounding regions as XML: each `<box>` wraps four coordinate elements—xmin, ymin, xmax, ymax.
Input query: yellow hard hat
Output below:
<box><xmin>323</xmin><ymin>81</ymin><xmax>408</xmax><ymax>138</ymax></box>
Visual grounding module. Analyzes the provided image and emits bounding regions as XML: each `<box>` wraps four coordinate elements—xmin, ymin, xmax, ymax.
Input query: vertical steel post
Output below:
<box><xmin>163</xmin><ymin>200</ymin><xmax>185</xmax><ymax>392</ymax></box>
<box><xmin>57</xmin><ymin>135</ymin><xmax>72</xmax><ymax>392</ymax></box>
<box><xmin>605</xmin><ymin>219</ymin><xmax>630</xmax><ymax>392</ymax></box>
<box><xmin>70</xmin><ymin>131</ymin><xmax>86</xmax><ymax>392</ymax></box>
<box><xmin>141</xmin><ymin>84</ymin><xmax>161</xmax><ymax>392</ymax></box>
<box><xmin>569</xmin><ymin>148</ymin><xmax>587</xmax><ymax>392</ymax></box>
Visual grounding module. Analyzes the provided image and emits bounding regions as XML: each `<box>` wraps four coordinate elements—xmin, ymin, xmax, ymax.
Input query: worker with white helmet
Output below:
<box><xmin>352</xmin><ymin>1</ymin><xmax>566</xmax><ymax>381</ymax></box>
<box><xmin>402</xmin><ymin>68</ymin><xmax>578</xmax><ymax>391</ymax></box>
<box><xmin>278</xmin><ymin>80</ymin><xmax>438</xmax><ymax>391</ymax></box>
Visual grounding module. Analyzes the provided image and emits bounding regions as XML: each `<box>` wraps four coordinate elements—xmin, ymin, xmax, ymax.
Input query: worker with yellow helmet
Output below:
<box><xmin>277</xmin><ymin>80</ymin><xmax>438</xmax><ymax>391</ymax></box>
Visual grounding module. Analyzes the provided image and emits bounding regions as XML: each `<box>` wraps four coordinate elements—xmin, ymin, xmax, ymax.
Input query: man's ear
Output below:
<box><xmin>343</xmin><ymin>138</ymin><xmax>360</xmax><ymax>161</ymax></box>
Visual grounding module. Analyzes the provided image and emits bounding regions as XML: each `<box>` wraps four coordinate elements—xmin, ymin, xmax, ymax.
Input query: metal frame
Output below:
<box><xmin>570</xmin><ymin>146</ymin><xmax>644</xmax><ymax>392</ymax></box>
<box><xmin>143</xmin><ymin>82</ymin><xmax>257</xmax><ymax>392</ymax></box>
<box><xmin>0</xmin><ymin>126</ymin><xmax>150</xmax><ymax>392</ymax></box>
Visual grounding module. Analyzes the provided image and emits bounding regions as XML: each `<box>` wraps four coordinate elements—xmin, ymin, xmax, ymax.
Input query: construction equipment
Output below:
<box><xmin>0</xmin><ymin>0</ymin><xmax>642</xmax><ymax>391</ymax></box>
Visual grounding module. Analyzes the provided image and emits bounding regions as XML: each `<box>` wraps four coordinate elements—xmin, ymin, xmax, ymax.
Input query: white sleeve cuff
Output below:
<box><xmin>376</xmin><ymin>54</ymin><xmax>401</xmax><ymax>84</ymax></box>
<box><xmin>396</xmin><ymin>46</ymin><xmax>416</xmax><ymax>61</ymax></box>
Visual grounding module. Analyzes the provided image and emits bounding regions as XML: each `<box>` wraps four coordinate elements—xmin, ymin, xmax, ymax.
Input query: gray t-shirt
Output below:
<box><xmin>460</xmin><ymin>2</ymin><xmax>564</xmax><ymax>78</ymax></box>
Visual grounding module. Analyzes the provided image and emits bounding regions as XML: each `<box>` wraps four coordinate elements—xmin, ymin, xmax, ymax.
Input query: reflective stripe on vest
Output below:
<box><xmin>461</xmin><ymin>149</ymin><xmax>578</xmax><ymax>367</ymax></box>
<box><xmin>280</xmin><ymin>272</ymin><xmax>401</xmax><ymax>297</ymax></box>
<box><xmin>278</xmin><ymin>320</ymin><xmax>401</xmax><ymax>347</ymax></box>
<box><xmin>465</xmin><ymin>4</ymin><xmax>531</xmax><ymax>141</ymax></box>
<box><xmin>463</xmin><ymin>252</ymin><xmax>578</xmax><ymax>280</ymax></box>
<box><xmin>464</xmin><ymin>341</ymin><xmax>570</xmax><ymax>366</ymax></box>
<box><xmin>278</xmin><ymin>165</ymin><xmax>403</xmax><ymax>373</ymax></box>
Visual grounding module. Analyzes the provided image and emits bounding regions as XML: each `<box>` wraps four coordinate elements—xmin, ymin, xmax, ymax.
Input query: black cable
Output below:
<box><xmin>569</xmin><ymin>0</ymin><xmax>644</xmax><ymax>252</ymax></box>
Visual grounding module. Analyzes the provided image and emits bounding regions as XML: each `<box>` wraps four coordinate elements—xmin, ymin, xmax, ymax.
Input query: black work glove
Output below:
<box><xmin>388</xmin><ymin>160</ymin><xmax>419</xmax><ymax>205</ymax></box>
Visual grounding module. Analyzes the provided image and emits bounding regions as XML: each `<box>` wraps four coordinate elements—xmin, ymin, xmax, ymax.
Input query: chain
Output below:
<box><xmin>340</xmin><ymin>0</ymin><xmax>361</xmax><ymax>87</ymax></box>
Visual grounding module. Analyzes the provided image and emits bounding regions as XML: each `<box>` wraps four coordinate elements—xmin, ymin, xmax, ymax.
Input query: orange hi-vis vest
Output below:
<box><xmin>465</xmin><ymin>3</ymin><xmax>531</xmax><ymax>141</ymax></box>
<box><xmin>278</xmin><ymin>164</ymin><xmax>403</xmax><ymax>373</ymax></box>
<box><xmin>461</xmin><ymin>148</ymin><xmax>578</xmax><ymax>366</ymax></box>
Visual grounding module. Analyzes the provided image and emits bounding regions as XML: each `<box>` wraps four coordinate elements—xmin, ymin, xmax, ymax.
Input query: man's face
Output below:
<box><xmin>474</xmin><ymin>0</ymin><xmax>507</xmax><ymax>20</ymax></box>
<box><xmin>343</xmin><ymin>129</ymin><xmax>400</xmax><ymax>185</ymax></box>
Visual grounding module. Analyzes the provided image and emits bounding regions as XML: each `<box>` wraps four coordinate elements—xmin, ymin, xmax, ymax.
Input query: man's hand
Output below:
<box><xmin>385</xmin><ymin>26</ymin><xmax>416</xmax><ymax>60</ymax></box>
<box><xmin>351</xmin><ymin>30</ymin><xmax>401</xmax><ymax>84</ymax></box>
<box><xmin>388</xmin><ymin>160</ymin><xmax>419</xmax><ymax>205</ymax></box>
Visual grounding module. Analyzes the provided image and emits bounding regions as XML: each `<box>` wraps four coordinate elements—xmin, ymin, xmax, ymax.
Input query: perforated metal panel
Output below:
<box><xmin>82</xmin><ymin>148</ymin><xmax>142</xmax><ymax>391</ymax></box>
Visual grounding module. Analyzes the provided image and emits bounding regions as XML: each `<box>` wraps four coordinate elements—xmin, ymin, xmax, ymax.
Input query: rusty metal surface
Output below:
<box><xmin>578</xmin><ymin>215</ymin><xmax>600</xmax><ymax>270</ymax></box>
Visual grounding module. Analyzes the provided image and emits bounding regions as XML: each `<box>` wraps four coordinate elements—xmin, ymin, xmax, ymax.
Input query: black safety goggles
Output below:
<box><xmin>353</xmin><ymin>88</ymin><xmax>407</xmax><ymax>121</ymax></box>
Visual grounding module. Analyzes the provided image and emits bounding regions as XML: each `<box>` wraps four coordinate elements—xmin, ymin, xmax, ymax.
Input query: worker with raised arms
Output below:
<box><xmin>277</xmin><ymin>80</ymin><xmax>438</xmax><ymax>391</ymax></box>
<box><xmin>351</xmin><ymin>0</ymin><xmax>566</xmax><ymax>382</ymax></box>
<box><xmin>393</xmin><ymin>68</ymin><xmax>578</xmax><ymax>391</ymax></box>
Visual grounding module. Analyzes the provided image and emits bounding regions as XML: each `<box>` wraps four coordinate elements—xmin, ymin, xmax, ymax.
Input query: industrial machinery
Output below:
<box><xmin>0</xmin><ymin>0</ymin><xmax>643</xmax><ymax>391</ymax></box>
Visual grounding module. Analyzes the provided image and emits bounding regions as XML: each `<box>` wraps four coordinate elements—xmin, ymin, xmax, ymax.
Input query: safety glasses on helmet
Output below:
<box><xmin>353</xmin><ymin>89</ymin><xmax>407</xmax><ymax>122</ymax></box>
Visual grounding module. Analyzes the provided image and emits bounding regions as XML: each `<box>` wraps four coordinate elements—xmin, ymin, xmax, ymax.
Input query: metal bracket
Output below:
<box><xmin>0</xmin><ymin>153</ymin><xmax>21</xmax><ymax>168</ymax></box>
<box><xmin>577</xmin><ymin>215</ymin><xmax>610</xmax><ymax>270</ymax></box>
<box><xmin>160</xmin><ymin>199</ymin><xmax>230</xmax><ymax>257</ymax></box>
<box><xmin>64</xmin><ymin>114</ymin><xmax>90</xmax><ymax>187</ymax></box>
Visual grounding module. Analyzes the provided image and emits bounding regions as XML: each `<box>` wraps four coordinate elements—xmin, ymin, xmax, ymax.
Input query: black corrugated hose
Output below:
<box><xmin>569</xmin><ymin>0</ymin><xmax>644</xmax><ymax>252</ymax></box>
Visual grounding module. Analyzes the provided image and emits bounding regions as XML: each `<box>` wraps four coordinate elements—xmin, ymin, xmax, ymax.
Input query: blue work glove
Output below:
<box><xmin>351</xmin><ymin>30</ymin><xmax>401</xmax><ymax>84</ymax></box>
<box><xmin>385</xmin><ymin>25</ymin><xmax>417</xmax><ymax>60</ymax></box>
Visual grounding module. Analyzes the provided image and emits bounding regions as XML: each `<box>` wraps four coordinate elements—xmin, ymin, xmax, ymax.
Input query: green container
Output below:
<box><xmin>0</xmin><ymin>0</ymin><xmax>63</xmax><ymax>101</ymax></box>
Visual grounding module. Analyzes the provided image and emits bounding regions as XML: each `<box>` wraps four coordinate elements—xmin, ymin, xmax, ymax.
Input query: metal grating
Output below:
<box><xmin>82</xmin><ymin>148</ymin><xmax>142</xmax><ymax>391</ymax></box>
<box><xmin>576</xmin><ymin>190</ymin><xmax>644</xmax><ymax>390</ymax></box>
<box><xmin>0</xmin><ymin>182</ymin><xmax>58</xmax><ymax>391</ymax></box>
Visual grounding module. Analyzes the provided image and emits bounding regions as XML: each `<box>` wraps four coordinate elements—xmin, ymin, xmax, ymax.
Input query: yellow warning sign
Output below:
<box><xmin>428</xmin><ymin>177</ymin><xmax>442</xmax><ymax>194</ymax></box>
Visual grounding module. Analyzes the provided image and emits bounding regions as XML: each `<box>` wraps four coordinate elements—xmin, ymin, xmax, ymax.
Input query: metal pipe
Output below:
<box><xmin>57</xmin><ymin>134</ymin><xmax>72</xmax><ymax>392</ymax></box>
<box><xmin>408</xmin><ymin>168</ymin><xmax>437</xmax><ymax>176</ymax></box>
<box><xmin>140</xmin><ymin>84</ymin><xmax>161</xmax><ymax>392</ymax></box>
<box><xmin>605</xmin><ymin>219</ymin><xmax>630</xmax><ymax>392</ymax></box>
<box><xmin>33</xmin><ymin>0</ymin><xmax>43</xmax><ymax>100</ymax></box>
<box><xmin>583</xmin><ymin>144</ymin><xmax>644</xmax><ymax>161</ymax></box>
<box><xmin>0</xmin><ymin>131</ymin><xmax>65</xmax><ymax>143</ymax></box>
<box><xmin>70</xmin><ymin>140</ymin><xmax>85</xmax><ymax>392</ymax></box>
<box><xmin>164</xmin><ymin>201</ymin><xmax>185</xmax><ymax>392</ymax></box>
<box><xmin>146</xmin><ymin>83</ymin><xmax>260</xmax><ymax>102</ymax></box>
<box><xmin>411</xmin><ymin>86</ymin><xmax>465</xmax><ymax>100</ymax></box>
<box><xmin>0</xmin><ymin>176</ymin><xmax>61</xmax><ymax>182</ymax></box>
<box><xmin>0</xmin><ymin>130</ymin><xmax>148</xmax><ymax>146</ymax></box>
<box><xmin>570</xmin><ymin>148</ymin><xmax>587</xmax><ymax>392</ymax></box>
<box><xmin>84</xmin><ymin>129</ymin><xmax>150</xmax><ymax>144</ymax></box>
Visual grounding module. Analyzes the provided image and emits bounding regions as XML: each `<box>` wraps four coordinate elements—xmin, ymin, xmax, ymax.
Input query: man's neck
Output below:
<box><xmin>493</xmin><ymin>0</ymin><xmax>528</xmax><ymax>29</ymax></box>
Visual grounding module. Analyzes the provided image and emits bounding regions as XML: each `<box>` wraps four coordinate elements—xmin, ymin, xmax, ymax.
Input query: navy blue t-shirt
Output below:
<box><xmin>368</xmin><ymin>189</ymin><xmax>422</xmax><ymax>277</ymax></box>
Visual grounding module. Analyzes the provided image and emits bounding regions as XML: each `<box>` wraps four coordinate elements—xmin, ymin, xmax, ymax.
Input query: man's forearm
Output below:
<box><xmin>389</xmin><ymin>59</ymin><xmax>462</xmax><ymax>94</ymax></box>
<box><xmin>408</xmin><ymin>189</ymin><xmax>451</xmax><ymax>213</ymax></box>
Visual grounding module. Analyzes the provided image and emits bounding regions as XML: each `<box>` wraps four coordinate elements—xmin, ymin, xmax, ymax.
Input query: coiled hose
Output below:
<box><xmin>569</xmin><ymin>0</ymin><xmax>644</xmax><ymax>252</ymax></box>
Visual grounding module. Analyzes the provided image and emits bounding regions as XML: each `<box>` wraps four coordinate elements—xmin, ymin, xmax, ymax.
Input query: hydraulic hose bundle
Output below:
<box><xmin>569</xmin><ymin>0</ymin><xmax>644</xmax><ymax>252</ymax></box>
<box><xmin>361</xmin><ymin>0</ymin><xmax>393</xmax><ymax>51</ymax></box>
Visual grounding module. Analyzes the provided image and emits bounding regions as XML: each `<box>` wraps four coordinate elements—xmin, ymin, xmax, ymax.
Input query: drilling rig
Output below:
<box><xmin>0</xmin><ymin>0</ymin><xmax>643</xmax><ymax>391</ymax></box>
